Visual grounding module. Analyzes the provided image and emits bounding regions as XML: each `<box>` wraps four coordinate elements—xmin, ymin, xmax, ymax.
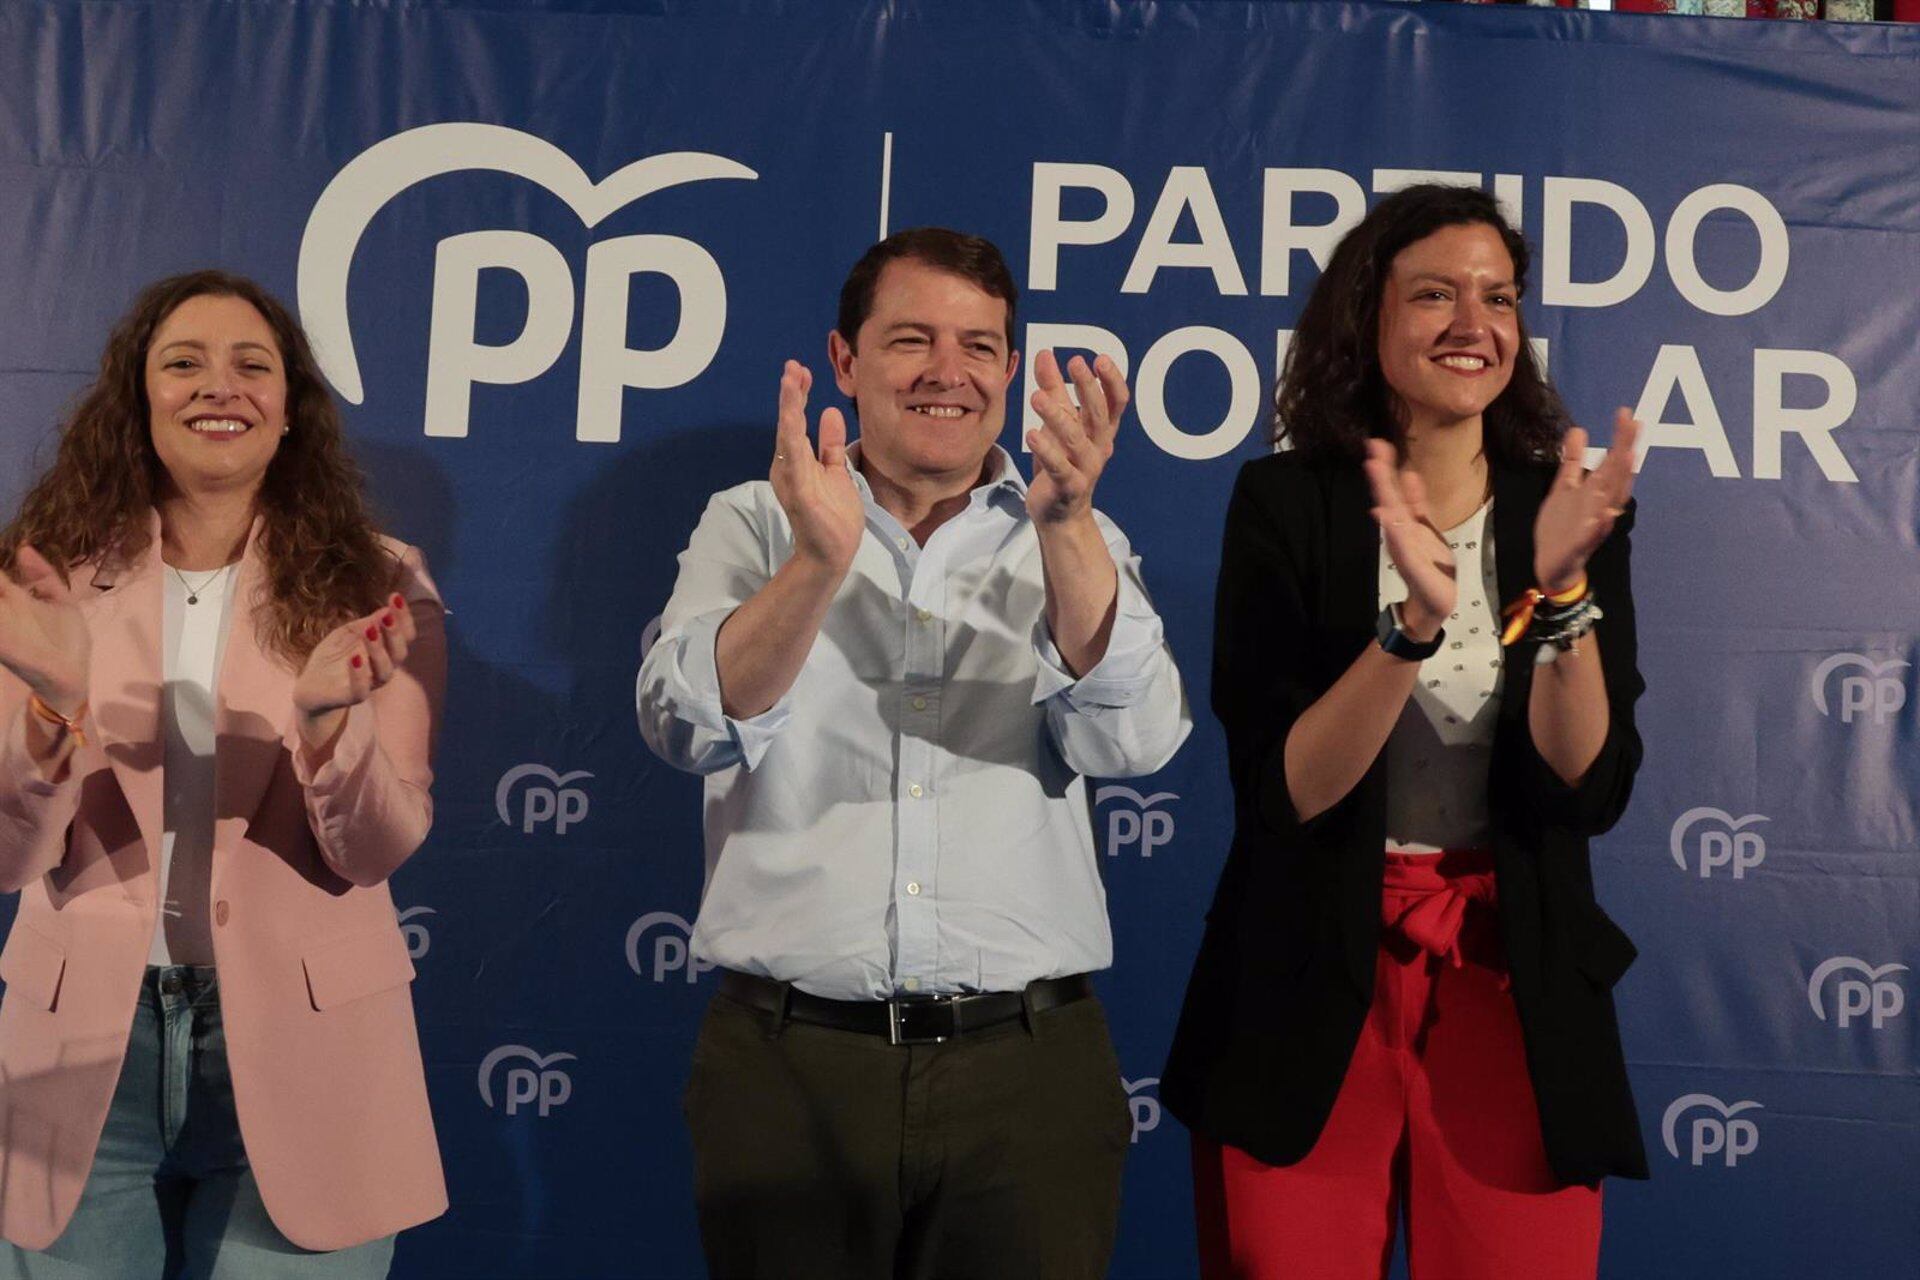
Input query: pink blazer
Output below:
<box><xmin>0</xmin><ymin>518</ymin><xmax>449</xmax><ymax>1252</ymax></box>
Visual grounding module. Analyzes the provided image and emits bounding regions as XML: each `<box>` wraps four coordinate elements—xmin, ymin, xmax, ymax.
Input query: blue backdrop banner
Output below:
<box><xmin>1</xmin><ymin>2</ymin><xmax>1915</xmax><ymax>1276</ymax></box>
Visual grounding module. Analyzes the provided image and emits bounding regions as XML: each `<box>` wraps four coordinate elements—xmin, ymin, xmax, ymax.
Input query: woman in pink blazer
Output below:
<box><xmin>0</xmin><ymin>271</ymin><xmax>447</xmax><ymax>1276</ymax></box>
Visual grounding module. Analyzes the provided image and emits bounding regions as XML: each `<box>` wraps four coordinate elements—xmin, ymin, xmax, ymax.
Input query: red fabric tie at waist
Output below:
<box><xmin>1381</xmin><ymin>848</ymin><xmax>1497</xmax><ymax>969</ymax></box>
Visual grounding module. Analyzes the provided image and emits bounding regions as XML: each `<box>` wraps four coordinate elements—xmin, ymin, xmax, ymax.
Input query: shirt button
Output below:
<box><xmin>903</xmin><ymin>977</ymin><xmax>921</xmax><ymax>992</ymax></box>
<box><xmin>895</xmin><ymin>536</ymin><xmax>908</xmax><ymax>550</ymax></box>
<box><xmin>911</xmin><ymin>696</ymin><xmax>927</xmax><ymax>711</ymax></box>
<box><xmin>908</xmin><ymin>783</ymin><xmax>924</xmax><ymax>798</ymax></box>
<box><xmin>906</xmin><ymin>882</ymin><xmax>922</xmax><ymax>896</ymax></box>
<box><xmin>915</xmin><ymin>608</ymin><xmax>933</xmax><ymax>623</ymax></box>
<box><xmin>214</xmin><ymin>900</ymin><xmax>231</xmax><ymax>927</ymax></box>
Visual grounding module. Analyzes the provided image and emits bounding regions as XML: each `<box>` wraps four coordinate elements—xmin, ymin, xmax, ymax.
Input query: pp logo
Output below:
<box><xmin>1662</xmin><ymin>1094</ymin><xmax>1761</xmax><ymax>1167</ymax></box>
<box><xmin>478</xmin><ymin>1045</ymin><xmax>576</xmax><ymax>1117</ymax></box>
<box><xmin>1811</xmin><ymin>653</ymin><xmax>1909</xmax><ymax>726</ymax></box>
<box><xmin>1124</xmin><ymin>1076</ymin><xmax>1162</xmax><ymax>1145</ymax></box>
<box><xmin>1807</xmin><ymin>957</ymin><xmax>1908</xmax><ymax>1030</ymax></box>
<box><xmin>298</xmin><ymin>122</ymin><xmax>757</xmax><ymax>443</ymax></box>
<box><xmin>496</xmin><ymin>764</ymin><xmax>593</xmax><ymax>835</ymax></box>
<box><xmin>396</xmin><ymin>905</ymin><xmax>437</xmax><ymax>960</ymax></box>
<box><xmin>1095</xmin><ymin>786</ymin><xmax>1178</xmax><ymax>858</ymax></box>
<box><xmin>1668</xmin><ymin>807</ymin><xmax>1768</xmax><ymax>879</ymax></box>
<box><xmin>625</xmin><ymin>910</ymin><xmax>715</xmax><ymax>984</ymax></box>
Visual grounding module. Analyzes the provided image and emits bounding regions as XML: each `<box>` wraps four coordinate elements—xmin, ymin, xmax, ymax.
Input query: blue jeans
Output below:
<box><xmin>0</xmin><ymin>966</ymin><xmax>394</xmax><ymax>1279</ymax></box>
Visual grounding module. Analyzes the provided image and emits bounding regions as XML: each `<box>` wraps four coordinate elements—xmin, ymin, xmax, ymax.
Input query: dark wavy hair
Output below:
<box><xmin>1</xmin><ymin>270</ymin><xmax>395</xmax><ymax>664</ymax></box>
<box><xmin>836</xmin><ymin>227</ymin><xmax>1018</xmax><ymax>355</ymax></box>
<box><xmin>1274</xmin><ymin>183</ymin><xmax>1567</xmax><ymax>465</ymax></box>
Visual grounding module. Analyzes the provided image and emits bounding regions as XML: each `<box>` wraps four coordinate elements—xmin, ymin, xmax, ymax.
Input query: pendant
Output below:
<box><xmin>187</xmin><ymin>595</ymin><xmax>199</xmax><ymax>606</ymax></box>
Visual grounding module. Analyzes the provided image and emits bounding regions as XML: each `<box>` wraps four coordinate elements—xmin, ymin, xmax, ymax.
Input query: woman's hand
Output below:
<box><xmin>292</xmin><ymin>594</ymin><xmax>418</xmax><ymax>752</ymax></box>
<box><xmin>0</xmin><ymin>546</ymin><xmax>91</xmax><ymax>714</ymax></box>
<box><xmin>1363</xmin><ymin>440</ymin><xmax>1455</xmax><ymax>639</ymax></box>
<box><xmin>1535</xmin><ymin>409</ymin><xmax>1641</xmax><ymax>593</ymax></box>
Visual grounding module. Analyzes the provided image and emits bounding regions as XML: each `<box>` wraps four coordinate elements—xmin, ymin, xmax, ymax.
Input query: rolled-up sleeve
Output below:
<box><xmin>1031</xmin><ymin>517</ymin><xmax>1191</xmax><ymax>779</ymax></box>
<box><xmin>637</xmin><ymin>486</ymin><xmax>793</xmax><ymax>775</ymax></box>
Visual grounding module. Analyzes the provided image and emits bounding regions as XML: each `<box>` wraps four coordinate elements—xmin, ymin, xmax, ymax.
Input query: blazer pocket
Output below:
<box><xmin>302</xmin><ymin>924</ymin><xmax>417</xmax><ymax>1012</ymax></box>
<box><xmin>1573</xmin><ymin>906</ymin><xmax>1638</xmax><ymax>991</ymax></box>
<box><xmin>0</xmin><ymin>921</ymin><xmax>68</xmax><ymax>1012</ymax></box>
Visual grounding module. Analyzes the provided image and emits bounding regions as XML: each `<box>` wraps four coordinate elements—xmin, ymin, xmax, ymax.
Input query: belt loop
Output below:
<box><xmin>766</xmin><ymin>980</ymin><xmax>792</xmax><ymax>1039</ymax></box>
<box><xmin>1019</xmin><ymin>982</ymin><xmax>1040</xmax><ymax>1038</ymax></box>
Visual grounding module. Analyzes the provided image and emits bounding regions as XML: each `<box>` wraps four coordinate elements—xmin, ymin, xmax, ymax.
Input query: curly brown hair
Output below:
<box><xmin>1274</xmin><ymin>184</ymin><xmax>1568</xmax><ymax>466</ymax></box>
<box><xmin>0</xmin><ymin>270</ymin><xmax>395</xmax><ymax>665</ymax></box>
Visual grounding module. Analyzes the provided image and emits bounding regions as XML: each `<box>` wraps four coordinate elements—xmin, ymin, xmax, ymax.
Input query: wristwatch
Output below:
<box><xmin>1375</xmin><ymin>604</ymin><xmax>1444</xmax><ymax>661</ymax></box>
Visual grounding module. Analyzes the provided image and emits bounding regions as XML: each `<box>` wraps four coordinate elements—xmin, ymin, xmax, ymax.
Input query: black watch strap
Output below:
<box><xmin>1376</xmin><ymin>604</ymin><xmax>1444</xmax><ymax>661</ymax></box>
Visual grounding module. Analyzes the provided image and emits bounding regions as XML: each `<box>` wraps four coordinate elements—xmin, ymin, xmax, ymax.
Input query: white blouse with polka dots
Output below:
<box><xmin>1378</xmin><ymin>499</ymin><xmax>1504</xmax><ymax>855</ymax></box>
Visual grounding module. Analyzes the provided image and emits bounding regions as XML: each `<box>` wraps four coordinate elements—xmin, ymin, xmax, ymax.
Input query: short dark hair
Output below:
<box><xmin>835</xmin><ymin>227</ymin><xmax>1019</xmax><ymax>355</ymax></box>
<box><xmin>1273</xmin><ymin>183</ymin><xmax>1567</xmax><ymax>465</ymax></box>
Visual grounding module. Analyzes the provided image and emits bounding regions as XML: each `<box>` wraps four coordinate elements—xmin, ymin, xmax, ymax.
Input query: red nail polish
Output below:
<box><xmin>350</xmin><ymin>654</ymin><xmax>363</xmax><ymax>669</ymax></box>
<box><xmin>393</xmin><ymin>594</ymin><xmax>407</xmax><ymax>610</ymax></box>
<box><xmin>365</xmin><ymin>626</ymin><xmax>379</xmax><ymax>641</ymax></box>
<box><xmin>381</xmin><ymin>613</ymin><xmax>395</xmax><ymax>628</ymax></box>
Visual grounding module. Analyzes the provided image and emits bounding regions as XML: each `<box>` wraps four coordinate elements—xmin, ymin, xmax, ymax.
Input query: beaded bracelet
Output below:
<box><xmin>1501</xmin><ymin>576</ymin><xmax>1602</xmax><ymax>663</ymax></box>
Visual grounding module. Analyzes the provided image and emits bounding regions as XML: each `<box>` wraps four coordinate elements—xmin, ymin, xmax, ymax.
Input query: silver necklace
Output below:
<box><xmin>169</xmin><ymin>563</ymin><xmax>233</xmax><ymax>606</ymax></box>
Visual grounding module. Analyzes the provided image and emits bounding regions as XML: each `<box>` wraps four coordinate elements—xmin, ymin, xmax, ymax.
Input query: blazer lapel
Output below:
<box><xmin>89</xmin><ymin>525</ymin><xmax>166</xmax><ymax>876</ymax></box>
<box><xmin>1325</xmin><ymin>463</ymin><xmax>1379</xmax><ymax>645</ymax></box>
<box><xmin>1490</xmin><ymin>462</ymin><xmax>1546</xmax><ymax>613</ymax></box>
<box><xmin>213</xmin><ymin>519</ymin><xmax>290</xmax><ymax>833</ymax></box>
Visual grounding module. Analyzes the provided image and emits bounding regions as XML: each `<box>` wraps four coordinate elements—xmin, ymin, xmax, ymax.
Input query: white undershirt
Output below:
<box><xmin>1378</xmin><ymin>500</ymin><xmax>1504</xmax><ymax>854</ymax></box>
<box><xmin>151</xmin><ymin>562</ymin><xmax>239</xmax><ymax>967</ymax></box>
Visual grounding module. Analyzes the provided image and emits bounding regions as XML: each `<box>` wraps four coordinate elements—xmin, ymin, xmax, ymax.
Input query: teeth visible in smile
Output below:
<box><xmin>189</xmin><ymin>418</ymin><xmax>249</xmax><ymax>435</ymax></box>
<box><xmin>1436</xmin><ymin>355</ymin><xmax>1487</xmax><ymax>370</ymax></box>
<box><xmin>912</xmin><ymin>406</ymin><xmax>967</xmax><ymax>419</ymax></box>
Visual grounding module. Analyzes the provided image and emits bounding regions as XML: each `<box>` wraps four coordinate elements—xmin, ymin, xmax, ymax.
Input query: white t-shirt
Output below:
<box><xmin>1378</xmin><ymin>501</ymin><xmax>1504</xmax><ymax>854</ymax></box>
<box><xmin>151</xmin><ymin>562</ymin><xmax>239</xmax><ymax>966</ymax></box>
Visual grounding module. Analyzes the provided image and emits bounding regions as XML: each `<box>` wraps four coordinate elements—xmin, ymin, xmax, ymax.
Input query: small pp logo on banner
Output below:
<box><xmin>625</xmin><ymin>910</ymin><xmax>715</xmax><ymax>984</ymax></box>
<box><xmin>1124</xmin><ymin>1076</ymin><xmax>1162</xmax><ymax>1145</ymax></box>
<box><xmin>1811</xmin><ymin>653</ymin><xmax>1909</xmax><ymax>726</ymax></box>
<box><xmin>1662</xmin><ymin>1094</ymin><xmax>1761</xmax><ymax>1168</ymax></box>
<box><xmin>1668</xmin><ymin>807</ymin><xmax>1768</xmax><ymax>879</ymax></box>
<box><xmin>1807</xmin><ymin>957</ymin><xmax>1908</xmax><ymax>1030</ymax></box>
<box><xmin>1095</xmin><ymin>786</ymin><xmax>1178</xmax><ymax>859</ymax></box>
<box><xmin>495</xmin><ymin>764</ymin><xmax>593</xmax><ymax>835</ymax></box>
<box><xmin>396</xmin><ymin>905</ymin><xmax>438</xmax><ymax>960</ymax></box>
<box><xmin>478</xmin><ymin>1045</ymin><xmax>576</xmax><ymax>1117</ymax></box>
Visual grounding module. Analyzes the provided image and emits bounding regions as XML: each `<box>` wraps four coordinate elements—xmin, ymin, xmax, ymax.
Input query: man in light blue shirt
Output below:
<box><xmin>637</xmin><ymin>227</ymin><xmax>1189</xmax><ymax>1279</ymax></box>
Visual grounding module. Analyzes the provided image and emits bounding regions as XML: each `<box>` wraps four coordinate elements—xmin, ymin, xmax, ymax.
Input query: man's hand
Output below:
<box><xmin>771</xmin><ymin>361</ymin><xmax>865</xmax><ymax>575</ymax></box>
<box><xmin>1025</xmin><ymin>351</ymin><xmax>1127</xmax><ymax>528</ymax></box>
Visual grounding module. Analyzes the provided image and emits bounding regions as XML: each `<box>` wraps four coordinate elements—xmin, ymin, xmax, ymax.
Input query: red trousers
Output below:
<box><xmin>1193</xmin><ymin>849</ymin><xmax>1601</xmax><ymax>1280</ymax></box>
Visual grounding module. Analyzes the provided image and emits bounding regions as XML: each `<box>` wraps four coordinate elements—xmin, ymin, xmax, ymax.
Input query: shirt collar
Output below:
<box><xmin>844</xmin><ymin>441</ymin><xmax>1029</xmax><ymax>515</ymax></box>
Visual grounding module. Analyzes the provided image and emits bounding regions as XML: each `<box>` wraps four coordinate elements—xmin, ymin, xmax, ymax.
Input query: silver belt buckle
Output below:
<box><xmin>887</xmin><ymin>997</ymin><xmax>951</xmax><ymax>1046</ymax></box>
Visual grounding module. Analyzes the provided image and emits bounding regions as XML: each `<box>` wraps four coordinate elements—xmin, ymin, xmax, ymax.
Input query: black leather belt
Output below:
<box><xmin>719</xmin><ymin>969</ymin><xmax>1093</xmax><ymax>1045</ymax></box>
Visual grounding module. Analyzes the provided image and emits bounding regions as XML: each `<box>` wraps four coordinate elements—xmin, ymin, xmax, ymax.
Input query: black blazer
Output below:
<box><xmin>1161</xmin><ymin>451</ymin><xmax>1649</xmax><ymax>1186</ymax></box>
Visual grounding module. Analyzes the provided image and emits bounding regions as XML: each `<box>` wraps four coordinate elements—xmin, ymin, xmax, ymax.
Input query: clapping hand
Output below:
<box><xmin>0</xmin><ymin>546</ymin><xmax>90</xmax><ymax>715</ymax></box>
<box><xmin>1025</xmin><ymin>350</ymin><xmax>1127</xmax><ymax>527</ymax></box>
<box><xmin>1363</xmin><ymin>441</ymin><xmax>1456</xmax><ymax>638</ymax></box>
<box><xmin>771</xmin><ymin>361</ymin><xmax>865</xmax><ymax>574</ymax></box>
<box><xmin>1535</xmin><ymin>409</ymin><xmax>1641</xmax><ymax>594</ymax></box>
<box><xmin>292</xmin><ymin>593</ymin><xmax>418</xmax><ymax>722</ymax></box>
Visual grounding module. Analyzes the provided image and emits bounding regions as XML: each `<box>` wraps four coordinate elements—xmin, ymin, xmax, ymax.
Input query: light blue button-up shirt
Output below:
<box><xmin>637</xmin><ymin>445</ymin><xmax>1191</xmax><ymax>1000</ymax></box>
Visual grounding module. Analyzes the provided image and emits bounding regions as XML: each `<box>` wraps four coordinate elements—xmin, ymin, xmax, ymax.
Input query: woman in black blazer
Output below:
<box><xmin>1162</xmin><ymin>184</ymin><xmax>1648</xmax><ymax>1280</ymax></box>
